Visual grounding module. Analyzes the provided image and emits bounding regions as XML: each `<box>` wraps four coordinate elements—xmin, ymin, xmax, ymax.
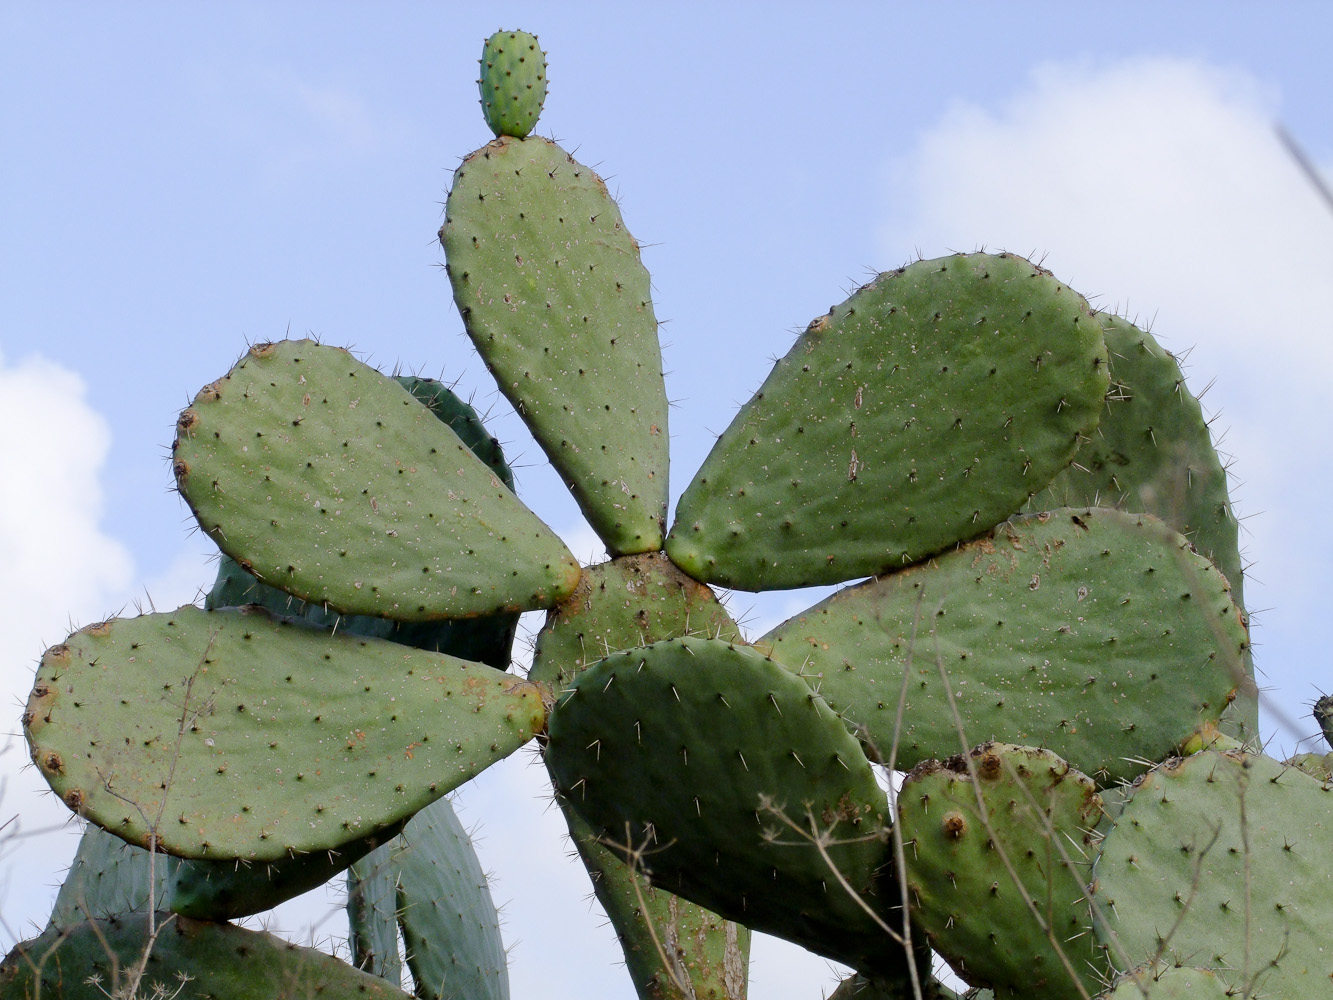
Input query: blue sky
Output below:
<box><xmin>3</xmin><ymin>4</ymin><xmax>1331</xmax><ymax>997</ymax></box>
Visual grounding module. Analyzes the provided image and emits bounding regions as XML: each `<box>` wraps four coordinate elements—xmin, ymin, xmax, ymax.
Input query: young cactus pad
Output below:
<box><xmin>479</xmin><ymin>30</ymin><xmax>547</xmax><ymax>139</ymax></box>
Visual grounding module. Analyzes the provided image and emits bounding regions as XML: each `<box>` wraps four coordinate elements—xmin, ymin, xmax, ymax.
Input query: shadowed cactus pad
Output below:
<box><xmin>24</xmin><ymin>606</ymin><xmax>546</xmax><ymax>860</ymax></box>
<box><xmin>348</xmin><ymin>840</ymin><xmax>403</xmax><ymax>984</ymax></box>
<box><xmin>546</xmin><ymin>636</ymin><xmax>905</xmax><ymax>979</ymax></box>
<box><xmin>392</xmin><ymin>797</ymin><xmax>510</xmax><ymax>1000</ymax></box>
<box><xmin>533</xmin><ymin>554</ymin><xmax>751</xmax><ymax>1000</ymax></box>
<box><xmin>168</xmin><ymin>820</ymin><xmax>406</xmax><ymax>920</ymax></box>
<box><xmin>557</xmin><ymin>802</ymin><xmax>750</xmax><ymax>1000</ymax></box>
<box><xmin>1028</xmin><ymin>314</ymin><xmax>1242</xmax><ymax>604</ymax></box>
<box><xmin>667</xmin><ymin>252</ymin><xmax>1109</xmax><ymax>590</ymax></box>
<box><xmin>0</xmin><ymin>913</ymin><xmax>411</xmax><ymax>999</ymax></box>
<box><xmin>174</xmin><ymin>339</ymin><xmax>581</xmax><ymax>620</ymax></box>
<box><xmin>1317</xmin><ymin>693</ymin><xmax>1333</xmax><ymax>750</ymax></box>
<box><xmin>49</xmin><ymin>824</ymin><xmax>180</xmax><ymax>930</ymax></box>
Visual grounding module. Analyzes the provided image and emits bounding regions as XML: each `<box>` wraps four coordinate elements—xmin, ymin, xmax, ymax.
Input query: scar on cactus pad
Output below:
<box><xmin>8</xmin><ymin>27</ymin><xmax>1281</xmax><ymax>1000</ymax></box>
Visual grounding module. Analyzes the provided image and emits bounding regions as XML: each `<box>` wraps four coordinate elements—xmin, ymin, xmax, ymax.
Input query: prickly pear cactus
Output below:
<box><xmin>11</xmin><ymin>27</ymin><xmax>1292</xmax><ymax>1000</ymax></box>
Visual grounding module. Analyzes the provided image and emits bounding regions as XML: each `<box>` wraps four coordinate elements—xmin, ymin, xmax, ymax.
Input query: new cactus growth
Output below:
<box><xmin>479</xmin><ymin>30</ymin><xmax>547</xmax><ymax>139</ymax></box>
<box><xmin>13</xmin><ymin>28</ymin><xmax>1323</xmax><ymax>1000</ymax></box>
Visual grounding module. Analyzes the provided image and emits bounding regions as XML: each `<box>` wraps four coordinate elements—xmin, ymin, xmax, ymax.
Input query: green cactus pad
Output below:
<box><xmin>1098</xmin><ymin>965</ymin><xmax>1234</xmax><ymax>999</ymax></box>
<box><xmin>759</xmin><ymin>508</ymin><xmax>1246</xmax><ymax>785</ymax></box>
<box><xmin>24</xmin><ymin>606</ymin><xmax>546</xmax><ymax>861</ymax></box>
<box><xmin>532</xmin><ymin>554</ymin><xmax>749</xmax><ymax>1000</ymax></box>
<box><xmin>897</xmin><ymin>744</ymin><xmax>1107</xmax><ymax>999</ymax></box>
<box><xmin>442</xmin><ymin>137</ymin><xmax>669</xmax><ymax>555</ymax></box>
<box><xmin>208</xmin><ymin>548</ymin><xmax>521</xmax><ymax>668</ymax></box>
<box><xmin>169</xmin><ymin>819</ymin><xmax>405</xmax><ymax>919</ymax></box>
<box><xmin>828</xmin><ymin>972</ymin><xmax>966</xmax><ymax>1000</ymax></box>
<box><xmin>0</xmin><ymin>913</ymin><xmax>411</xmax><ymax>999</ymax></box>
<box><xmin>395</xmin><ymin>374</ymin><xmax>516</xmax><ymax>490</ymax></box>
<box><xmin>173</xmin><ymin>339</ymin><xmax>581</xmax><ymax>621</ymax></box>
<box><xmin>1027</xmin><ymin>314</ymin><xmax>1243</xmax><ymax>605</ymax></box>
<box><xmin>558</xmin><ymin>772</ymin><xmax>750</xmax><ymax>1000</ymax></box>
<box><xmin>348</xmin><ymin>840</ymin><xmax>404</xmax><ymax>986</ymax></box>
<box><xmin>666</xmin><ymin>252</ymin><xmax>1109</xmax><ymax>590</ymax></box>
<box><xmin>394</xmin><ymin>797</ymin><xmax>509</xmax><ymax>1000</ymax></box>
<box><xmin>1024</xmin><ymin>313</ymin><xmax>1256</xmax><ymax>741</ymax></box>
<box><xmin>545</xmin><ymin>636</ymin><xmax>908</xmax><ymax>979</ymax></box>
<box><xmin>479</xmin><ymin>30</ymin><xmax>547</xmax><ymax>139</ymax></box>
<box><xmin>1285</xmin><ymin>751</ymin><xmax>1333</xmax><ymax>782</ymax></box>
<box><xmin>530</xmin><ymin>552</ymin><xmax>741</xmax><ymax>691</ymax></box>
<box><xmin>49</xmin><ymin>824</ymin><xmax>179</xmax><ymax>930</ymax></box>
<box><xmin>1092</xmin><ymin>751</ymin><xmax>1333</xmax><ymax>994</ymax></box>
<box><xmin>205</xmin><ymin>374</ymin><xmax>521</xmax><ymax>666</ymax></box>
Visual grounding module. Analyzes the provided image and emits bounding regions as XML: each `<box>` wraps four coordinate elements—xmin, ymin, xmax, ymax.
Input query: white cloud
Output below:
<box><xmin>0</xmin><ymin>350</ymin><xmax>135</xmax><ymax>946</ymax></box>
<box><xmin>880</xmin><ymin>56</ymin><xmax>1333</xmax><ymax>745</ymax></box>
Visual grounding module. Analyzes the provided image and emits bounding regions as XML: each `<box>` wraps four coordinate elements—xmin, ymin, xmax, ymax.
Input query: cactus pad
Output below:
<box><xmin>1092</xmin><ymin>751</ymin><xmax>1333</xmax><ymax>994</ymax></box>
<box><xmin>545</xmin><ymin>636</ymin><xmax>906</xmax><ymax>978</ymax></box>
<box><xmin>897</xmin><ymin>744</ymin><xmax>1107</xmax><ymax>998</ymax></box>
<box><xmin>557</xmin><ymin>801</ymin><xmax>750</xmax><ymax>1000</ymax></box>
<box><xmin>1024</xmin><ymin>314</ymin><xmax>1256</xmax><ymax>741</ymax></box>
<box><xmin>1285</xmin><ymin>751</ymin><xmax>1333</xmax><ymax>782</ymax></box>
<box><xmin>168</xmin><ymin>820</ymin><xmax>405</xmax><ymax>919</ymax></box>
<box><xmin>0</xmin><ymin>912</ymin><xmax>411</xmax><ymax>999</ymax></box>
<box><xmin>1028</xmin><ymin>314</ymin><xmax>1243</xmax><ymax>605</ymax></box>
<box><xmin>442</xmin><ymin>138</ymin><xmax>669</xmax><ymax>555</ymax></box>
<box><xmin>666</xmin><ymin>252</ymin><xmax>1109</xmax><ymax>590</ymax></box>
<box><xmin>530</xmin><ymin>552</ymin><xmax>741</xmax><ymax>691</ymax></box>
<box><xmin>173</xmin><ymin>339</ymin><xmax>581</xmax><ymax>620</ymax></box>
<box><xmin>531</xmin><ymin>554</ymin><xmax>750</xmax><ymax>1000</ymax></box>
<box><xmin>348</xmin><ymin>840</ymin><xmax>404</xmax><ymax>986</ymax></box>
<box><xmin>1098</xmin><ymin>965</ymin><xmax>1234</xmax><ymax>999</ymax></box>
<box><xmin>479</xmin><ymin>30</ymin><xmax>547</xmax><ymax>139</ymax></box>
<box><xmin>49</xmin><ymin>824</ymin><xmax>179</xmax><ymax>930</ymax></box>
<box><xmin>760</xmin><ymin>508</ymin><xmax>1246</xmax><ymax>785</ymax></box>
<box><xmin>24</xmin><ymin>606</ymin><xmax>546</xmax><ymax>860</ymax></box>
<box><xmin>395</xmin><ymin>796</ymin><xmax>509</xmax><ymax>1000</ymax></box>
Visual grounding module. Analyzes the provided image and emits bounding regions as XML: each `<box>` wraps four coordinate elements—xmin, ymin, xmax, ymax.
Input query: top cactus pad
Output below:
<box><xmin>479</xmin><ymin>30</ymin><xmax>547</xmax><ymax>138</ymax></box>
<box><xmin>666</xmin><ymin>252</ymin><xmax>1109</xmax><ymax>590</ymax></box>
<box><xmin>442</xmin><ymin>139</ymin><xmax>670</xmax><ymax>554</ymax></box>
